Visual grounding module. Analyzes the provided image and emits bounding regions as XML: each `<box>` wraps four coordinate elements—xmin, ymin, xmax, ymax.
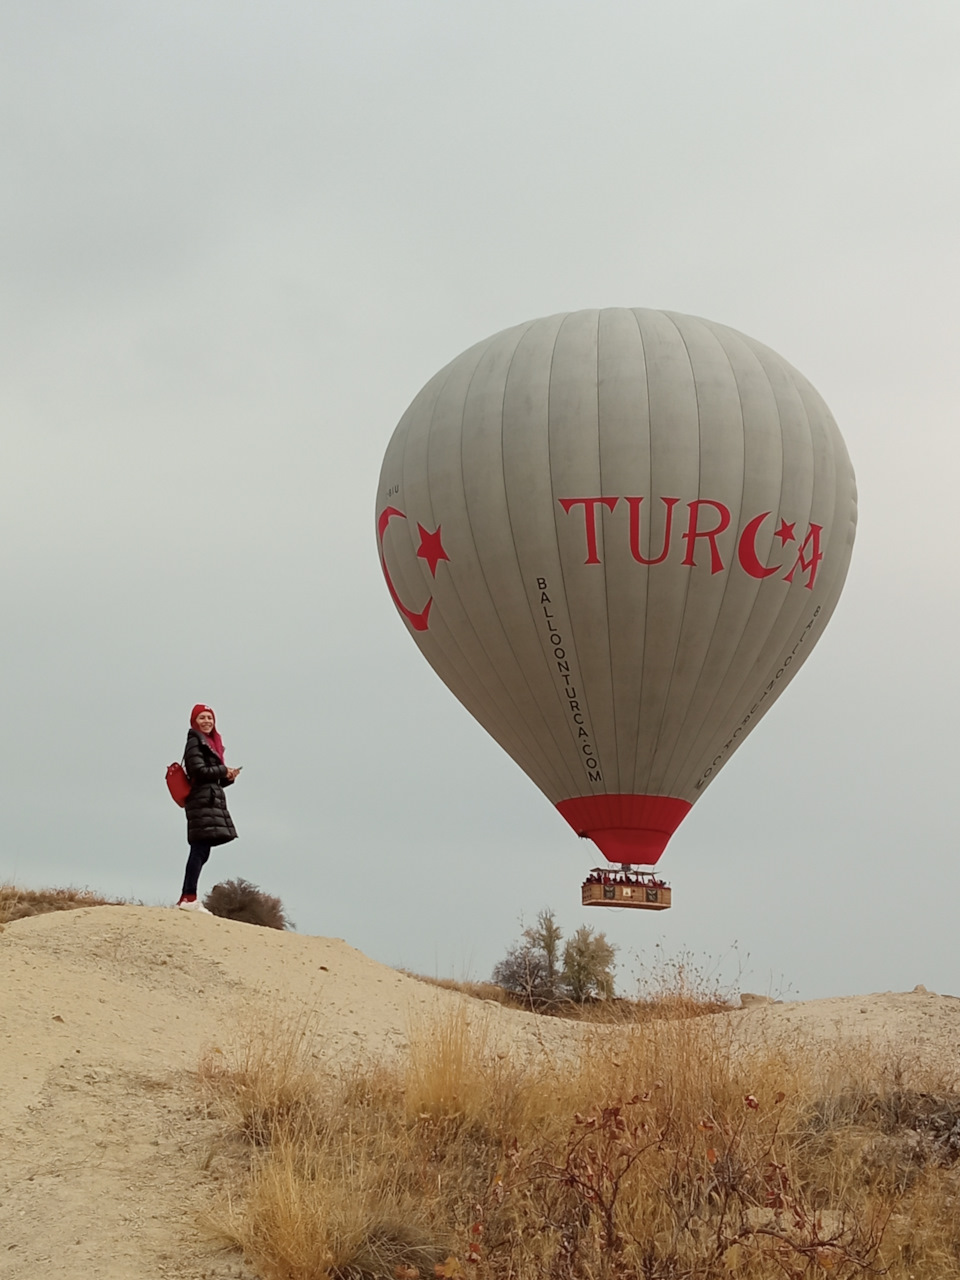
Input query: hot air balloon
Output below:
<box><xmin>376</xmin><ymin>309</ymin><xmax>856</xmax><ymax>909</ymax></box>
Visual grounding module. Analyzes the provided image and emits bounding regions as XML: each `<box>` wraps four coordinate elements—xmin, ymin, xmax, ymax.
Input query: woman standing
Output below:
<box><xmin>176</xmin><ymin>704</ymin><xmax>241</xmax><ymax>911</ymax></box>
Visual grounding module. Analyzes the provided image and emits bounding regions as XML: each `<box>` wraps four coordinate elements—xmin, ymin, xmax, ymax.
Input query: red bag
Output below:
<box><xmin>166</xmin><ymin>761</ymin><xmax>191</xmax><ymax>807</ymax></box>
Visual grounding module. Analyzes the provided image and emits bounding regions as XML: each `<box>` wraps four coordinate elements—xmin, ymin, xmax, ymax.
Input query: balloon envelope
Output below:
<box><xmin>377</xmin><ymin>309</ymin><xmax>856</xmax><ymax>865</ymax></box>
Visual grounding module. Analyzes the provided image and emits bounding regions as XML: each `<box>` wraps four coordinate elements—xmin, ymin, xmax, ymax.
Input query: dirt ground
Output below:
<box><xmin>2</xmin><ymin>905</ymin><xmax>958</xmax><ymax>1279</ymax></box>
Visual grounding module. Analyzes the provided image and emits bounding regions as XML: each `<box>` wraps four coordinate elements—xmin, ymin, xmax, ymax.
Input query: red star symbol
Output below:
<box><xmin>416</xmin><ymin>523</ymin><xmax>449</xmax><ymax>577</ymax></box>
<box><xmin>774</xmin><ymin>519</ymin><xmax>796</xmax><ymax>546</ymax></box>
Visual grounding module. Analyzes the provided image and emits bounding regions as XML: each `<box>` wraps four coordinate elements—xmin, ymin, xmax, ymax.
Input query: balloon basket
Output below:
<box><xmin>581</xmin><ymin>869</ymin><xmax>671</xmax><ymax>911</ymax></box>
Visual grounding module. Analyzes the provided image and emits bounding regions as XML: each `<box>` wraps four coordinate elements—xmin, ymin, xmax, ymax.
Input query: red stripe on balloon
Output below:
<box><xmin>556</xmin><ymin>794</ymin><xmax>692</xmax><ymax>866</ymax></box>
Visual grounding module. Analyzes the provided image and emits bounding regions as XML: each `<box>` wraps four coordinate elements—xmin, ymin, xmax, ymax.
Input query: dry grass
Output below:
<box><xmin>402</xmin><ymin>973</ymin><xmax>735</xmax><ymax>1024</ymax></box>
<box><xmin>0</xmin><ymin>882</ymin><xmax>130</xmax><ymax>924</ymax></box>
<box><xmin>198</xmin><ymin>1007</ymin><xmax>960</xmax><ymax>1279</ymax></box>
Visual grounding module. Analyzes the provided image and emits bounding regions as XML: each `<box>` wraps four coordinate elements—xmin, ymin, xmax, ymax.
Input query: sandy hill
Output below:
<box><xmin>1</xmin><ymin>906</ymin><xmax>958</xmax><ymax>1279</ymax></box>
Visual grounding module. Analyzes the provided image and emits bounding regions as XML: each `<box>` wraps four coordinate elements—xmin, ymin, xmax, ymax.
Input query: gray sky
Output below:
<box><xmin>1</xmin><ymin>1</ymin><xmax>957</xmax><ymax>1000</ymax></box>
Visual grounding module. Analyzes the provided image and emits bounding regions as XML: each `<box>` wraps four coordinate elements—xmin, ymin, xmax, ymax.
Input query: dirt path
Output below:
<box><xmin>1</xmin><ymin>905</ymin><xmax>958</xmax><ymax>1278</ymax></box>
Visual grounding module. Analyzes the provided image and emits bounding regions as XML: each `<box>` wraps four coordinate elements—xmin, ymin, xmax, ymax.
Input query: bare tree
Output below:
<box><xmin>492</xmin><ymin>941</ymin><xmax>545</xmax><ymax>1009</ymax></box>
<box><xmin>492</xmin><ymin>909</ymin><xmax>564</xmax><ymax>1009</ymax></box>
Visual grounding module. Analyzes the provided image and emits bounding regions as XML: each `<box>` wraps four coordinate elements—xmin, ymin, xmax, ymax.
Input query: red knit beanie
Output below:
<box><xmin>190</xmin><ymin>704</ymin><xmax>215</xmax><ymax>730</ymax></box>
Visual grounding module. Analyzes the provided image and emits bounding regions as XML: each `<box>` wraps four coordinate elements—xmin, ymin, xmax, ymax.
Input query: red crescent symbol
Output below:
<box><xmin>377</xmin><ymin>506</ymin><xmax>433</xmax><ymax>632</ymax></box>
<box><xmin>737</xmin><ymin>511</ymin><xmax>783</xmax><ymax>579</ymax></box>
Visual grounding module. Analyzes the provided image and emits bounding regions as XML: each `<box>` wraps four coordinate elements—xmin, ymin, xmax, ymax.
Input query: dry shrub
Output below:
<box><xmin>204</xmin><ymin>878</ymin><xmax>294</xmax><ymax>930</ymax></box>
<box><xmin>0</xmin><ymin>882</ymin><xmax>129</xmax><ymax>924</ymax></box>
<box><xmin>200</xmin><ymin>1011</ymin><xmax>960</xmax><ymax>1280</ymax></box>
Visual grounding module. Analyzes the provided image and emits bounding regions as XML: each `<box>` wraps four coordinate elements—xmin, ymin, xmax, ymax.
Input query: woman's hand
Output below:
<box><xmin>226</xmin><ymin>766</ymin><xmax>242</xmax><ymax>781</ymax></box>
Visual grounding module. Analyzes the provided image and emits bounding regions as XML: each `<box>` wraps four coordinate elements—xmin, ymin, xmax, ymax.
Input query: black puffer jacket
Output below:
<box><xmin>183</xmin><ymin>730</ymin><xmax>238</xmax><ymax>847</ymax></box>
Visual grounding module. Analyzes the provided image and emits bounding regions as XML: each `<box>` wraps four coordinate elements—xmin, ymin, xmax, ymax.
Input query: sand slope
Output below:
<box><xmin>0</xmin><ymin>906</ymin><xmax>577</xmax><ymax>1279</ymax></box>
<box><xmin>1</xmin><ymin>905</ymin><xmax>958</xmax><ymax>1279</ymax></box>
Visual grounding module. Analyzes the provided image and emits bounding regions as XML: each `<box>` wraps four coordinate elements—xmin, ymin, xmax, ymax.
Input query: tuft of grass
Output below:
<box><xmin>630</xmin><ymin>943</ymin><xmax>743</xmax><ymax>1021</ymax></box>
<box><xmin>0</xmin><ymin>882</ymin><xmax>130</xmax><ymax>924</ymax></box>
<box><xmin>197</xmin><ymin>1005</ymin><xmax>960</xmax><ymax>1279</ymax></box>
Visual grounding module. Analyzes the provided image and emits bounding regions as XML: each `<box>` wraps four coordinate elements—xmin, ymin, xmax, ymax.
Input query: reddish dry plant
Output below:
<box><xmin>482</xmin><ymin>1089</ymin><xmax>889</xmax><ymax>1279</ymax></box>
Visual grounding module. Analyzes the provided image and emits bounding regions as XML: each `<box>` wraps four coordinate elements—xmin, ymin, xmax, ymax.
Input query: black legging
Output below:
<box><xmin>181</xmin><ymin>842</ymin><xmax>212</xmax><ymax>897</ymax></box>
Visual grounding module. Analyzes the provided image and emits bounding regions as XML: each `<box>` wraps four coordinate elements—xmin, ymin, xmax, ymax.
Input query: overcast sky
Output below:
<box><xmin>1</xmin><ymin>2</ymin><xmax>957</xmax><ymax>1001</ymax></box>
